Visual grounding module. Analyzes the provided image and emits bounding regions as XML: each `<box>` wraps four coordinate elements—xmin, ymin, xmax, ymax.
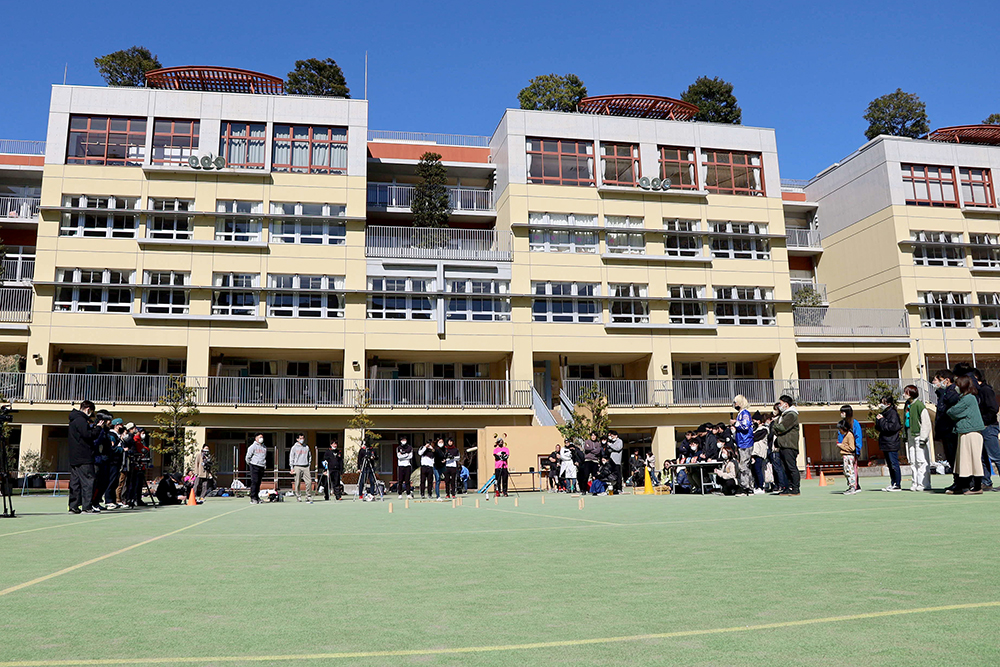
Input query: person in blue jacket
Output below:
<box><xmin>730</xmin><ymin>394</ymin><xmax>754</xmax><ymax>494</ymax></box>
<box><xmin>839</xmin><ymin>405</ymin><xmax>864</xmax><ymax>491</ymax></box>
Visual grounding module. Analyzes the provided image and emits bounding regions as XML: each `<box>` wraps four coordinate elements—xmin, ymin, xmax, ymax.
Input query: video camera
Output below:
<box><xmin>93</xmin><ymin>409</ymin><xmax>115</xmax><ymax>427</ymax></box>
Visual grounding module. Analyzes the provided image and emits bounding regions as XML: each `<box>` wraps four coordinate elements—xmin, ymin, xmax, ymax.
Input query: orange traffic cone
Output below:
<box><xmin>805</xmin><ymin>465</ymin><xmax>813</xmax><ymax>480</ymax></box>
<box><xmin>187</xmin><ymin>488</ymin><xmax>197</xmax><ymax>506</ymax></box>
<box><xmin>818</xmin><ymin>471</ymin><xmax>828</xmax><ymax>487</ymax></box>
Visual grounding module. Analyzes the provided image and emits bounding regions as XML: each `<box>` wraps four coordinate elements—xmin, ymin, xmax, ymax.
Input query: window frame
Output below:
<box><xmin>271</xmin><ymin>125</ymin><xmax>348</xmax><ymax>174</ymax></box>
<box><xmin>269</xmin><ymin>202</ymin><xmax>347</xmax><ymax>245</ymax></box>
<box><xmin>658</xmin><ymin>146</ymin><xmax>699</xmax><ymax>190</ymax></box>
<box><xmin>663</xmin><ymin>219</ymin><xmax>704</xmax><ymax>257</ymax></box>
<box><xmin>599</xmin><ymin>142</ymin><xmax>639</xmax><ymax>186</ymax></box>
<box><xmin>526</xmin><ymin>138</ymin><xmax>595</xmax><ymax>187</ymax></box>
<box><xmin>212</xmin><ymin>273</ymin><xmax>260</xmax><ymax>317</ymax></box>
<box><xmin>709</xmin><ymin>221</ymin><xmax>770</xmax><ymax>260</ymax></box>
<box><xmin>910</xmin><ymin>230</ymin><xmax>965</xmax><ymax>267</ymax></box>
<box><xmin>901</xmin><ymin>164</ymin><xmax>959</xmax><ymax>207</ymax></box>
<box><xmin>527</xmin><ymin>212</ymin><xmax>599</xmax><ymax>253</ymax></box>
<box><xmin>446</xmin><ymin>279</ymin><xmax>511</xmax><ymax>322</ymax></box>
<box><xmin>971</xmin><ymin>234</ymin><xmax>1000</xmax><ymax>268</ymax></box>
<box><xmin>960</xmin><ymin>167</ymin><xmax>996</xmax><ymax>208</ymax></box>
<box><xmin>668</xmin><ymin>285</ymin><xmax>707</xmax><ymax>325</ymax></box>
<box><xmin>978</xmin><ymin>292</ymin><xmax>1000</xmax><ymax>329</ymax></box>
<box><xmin>367</xmin><ymin>277</ymin><xmax>436</xmax><ymax>320</ymax></box>
<box><xmin>142</xmin><ymin>271</ymin><xmax>190</xmax><ymax>315</ymax></box>
<box><xmin>702</xmin><ymin>149</ymin><xmax>764</xmax><ymax>197</ymax></box>
<box><xmin>604</xmin><ymin>216</ymin><xmax>646</xmax><ymax>255</ymax></box>
<box><xmin>67</xmin><ymin>115</ymin><xmax>147</xmax><ymax>166</ymax></box>
<box><xmin>146</xmin><ymin>199</ymin><xmax>193</xmax><ymax>240</ymax></box>
<box><xmin>714</xmin><ymin>286</ymin><xmax>775</xmax><ymax>326</ymax></box>
<box><xmin>531</xmin><ymin>282</ymin><xmax>601</xmax><ymax>323</ymax></box>
<box><xmin>151</xmin><ymin>119</ymin><xmax>200</xmax><ymax>165</ymax></box>
<box><xmin>919</xmin><ymin>291</ymin><xmax>973</xmax><ymax>328</ymax></box>
<box><xmin>61</xmin><ymin>195</ymin><xmax>139</xmax><ymax>238</ymax></box>
<box><xmin>609</xmin><ymin>283</ymin><xmax>649</xmax><ymax>324</ymax></box>
<box><xmin>219</xmin><ymin>121</ymin><xmax>266</xmax><ymax>170</ymax></box>
<box><xmin>54</xmin><ymin>268</ymin><xmax>134</xmax><ymax>313</ymax></box>
<box><xmin>266</xmin><ymin>275</ymin><xmax>345</xmax><ymax>318</ymax></box>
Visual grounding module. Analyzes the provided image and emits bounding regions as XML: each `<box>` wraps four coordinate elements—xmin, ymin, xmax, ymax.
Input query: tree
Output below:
<box><xmin>792</xmin><ymin>285</ymin><xmax>824</xmax><ymax>308</ymax></box>
<box><xmin>0</xmin><ymin>354</ymin><xmax>21</xmax><ymax>478</ymax></box>
<box><xmin>518</xmin><ymin>74</ymin><xmax>587</xmax><ymax>112</ymax></box>
<box><xmin>863</xmin><ymin>89</ymin><xmax>929</xmax><ymax>140</ymax></box>
<box><xmin>285</xmin><ymin>58</ymin><xmax>350</xmax><ymax>98</ymax></box>
<box><xmin>345</xmin><ymin>389</ymin><xmax>380</xmax><ymax>474</ymax></box>
<box><xmin>151</xmin><ymin>376</ymin><xmax>200</xmax><ymax>474</ymax></box>
<box><xmin>411</xmin><ymin>152</ymin><xmax>451</xmax><ymax>229</ymax></box>
<box><xmin>864</xmin><ymin>380</ymin><xmax>901</xmax><ymax>440</ymax></box>
<box><xmin>558</xmin><ymin>383</ymin><xmax>611</xmax><ymax>443</ymax></box>
<box><xmin>983</xmin><ymin>114</ymin><xmax>1000</xmax><ymax>125</ymax></box>
<box><xmin>94</xmin><ymin>46</ymin><xmax>161</xmax><ymax>87</ymax></box>
<box><xmin>680</xmin><ymin>76</ymin><xmax>742</xmax><ymax>124</ymax></box>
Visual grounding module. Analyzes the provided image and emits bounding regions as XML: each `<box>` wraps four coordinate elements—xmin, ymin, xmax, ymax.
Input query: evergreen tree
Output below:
<box><xmin>151</xmin><ymin>376</ymin><xmax>201</xmax><ymax>474</ymax></box>
<box><xmin>518</xmin><ymin>74</ymin><xmax>587</xmax><ymax>112</ymax></box>
<box><xmin>411</xmin><ymin>152</ymin><xmax>451</xmax><ymax>228</ymax></box>
<box><xmin>94</xmin><ymin>46</ymin><xmax>162</xmax><ymax>87</ymax></box>
<box><xmin>863</xmin><ymin>89</ymin><xmax>929</xmax><ymax>140</ymax></box>
<box><xmin>681</xmin><ymin>76</ymin><xmax>742</xmax><ymax>124</ymax></box>
<box><xmin>285</xmin><ymin>58</ymin><xmax>350</xmax><ymax>97</ymax></box>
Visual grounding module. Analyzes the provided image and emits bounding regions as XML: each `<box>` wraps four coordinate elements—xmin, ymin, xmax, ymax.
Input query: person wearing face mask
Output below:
<box><xmin>714</xmin><ymin>446</ymin><xmax>739</xmax><ymax>496</ymax></box>
<box><xmin>606</xmin><ymin>430</ymin><xmax>624</xmax><ymax>493</ymax></box>
<box><xmin>245</xmin><ymin>433</ymin><xmax>267</xmax><ymax>504</ymax></box>
<box><xmin>772</xmin><ymin>396</ymin><xmax>801</xmax><ymax>496</ymax></box>
<box><xmin>418</xmin><ymin>440</ymin><xmax>436</xmax><ymax>499</ymax></box>
<box><xmin>396</xmin><ymin>436</ymin><xmax>414</xmax><ymax>499</ymax></box>
<box><xmin>873</xmin><ymin>393</ymin><xmax>903</xmax><ymax>492</ymax></box>
<box><xmin>493</xmin><ymin>435</ymin><xmax>510</xmax><ymax>497</ymax></box>
<box><xmin>193</xmin><ymin>444</ymin><xmax>214</xmax><ymax>502</ymax></box>
<box><xmin>443</xmin><ymin>438</ymin><xmax>460</xmax><ymax>499</ymax></box>
<box><xmin>933</xmin><ymin>370</ymin><xmax>961</xmax><ymax>489</ymax></box>
<box><xmin>838</xmin><ymin>405</ymin><xmax>864</xmax><ymax>492</ymax></box>
<box><xmin>289</xmin><ymin>433</ymin><xmax>313</xmax><ymax>503</ymax></box>
<box><xmin>321</xmin><ymin>439</ymin><xmax>343</xmax><ymax>501</ymax></box>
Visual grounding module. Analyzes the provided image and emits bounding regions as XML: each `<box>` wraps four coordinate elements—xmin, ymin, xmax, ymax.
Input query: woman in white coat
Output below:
<box><xmin>559</xmin><ymin>440</ymin><xmax>578</xmax><ymax>493</ymax></box>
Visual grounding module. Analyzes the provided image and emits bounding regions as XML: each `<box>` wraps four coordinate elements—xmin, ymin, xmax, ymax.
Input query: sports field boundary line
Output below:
<box><xmin>0</xmin><ymin>505</ymin><xmax>251</xmax><ymax>598</ymax></box>
<box><xmin>0</xmin><ymin>505</ymin><xmax>190</xmax><ymax>539</ymax></box>
<box><xmin>2</xmin><ymin>600</ymin><xmax>997</xmax><ymax>666</ymax></box>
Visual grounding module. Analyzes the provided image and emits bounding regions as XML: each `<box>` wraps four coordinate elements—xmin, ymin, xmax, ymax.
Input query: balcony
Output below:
<box><xmin>563</xmin><ymin>379</ymin><xmax>666</xmax><ymax>407</ymax></box>
<box><xmin>365</xmin><ymin>225</ymin><xmax>512</xmax><ymax>261</ymax></box>
<box><xmin>364</xmin><ymin>378</ymin><xmax>531</xmax><ymax>409</ymax></box>
<box><xmin>0</xmin><ymin>287</ymin><xmax>32</xmax><ymax>324</ymax></box>
<box><xmin>0</xmin><ymin>140</ymin><xmax>45</xmax><ymax>155</ymax></box>
<box><xmin>788</xmin><ymin>378</ymin><xmax>927</xmax><ymax>405</ymax></box>
<box><xmin>205</xmin><ymin>376</ymin><xmax>345</xmax><ymax>407</ymax></box>
<box><xmin>367</xmin><ymin>183</ymin><xmax>494</xmax><ymax>214</ymax></box>
<box><xmin>786</xmin><ymin>228</ymin><xmax>822</xmax><ymax>252</ymax></box>
<box><xmin>793</xmin><ymin>307</ymin><xmax>910</xmax><ymax>340</ymax></box>
<box><xmin>791</xmin><ymin>281</ymin><xmax>828</xmax><ymax>304</ymax></box>
<box><xmin>561</xmin><ymin>379</ymin><xmax>778</xmax><ymax>408</ymax></box>
<box><xmin>0</xmin><ymin>196</ymin><xmax>40</xmax><ymax>221</ymax></box>
<box><xmin>367</xmin><ymin>130</ymin><xmax>489</xmax><ymax>148</ymax></box>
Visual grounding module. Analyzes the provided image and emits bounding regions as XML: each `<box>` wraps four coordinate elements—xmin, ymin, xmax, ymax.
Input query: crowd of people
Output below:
<box><xmin>539</xmin><ymin>430</ymin><xmax>626</xmax><ymax>496</ymax></box>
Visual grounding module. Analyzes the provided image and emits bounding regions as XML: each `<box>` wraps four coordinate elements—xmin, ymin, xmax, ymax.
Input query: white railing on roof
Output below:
<box><xmin>366</xmin><ymin>225</ymin><xmax>512</xmax><ymax>261</ymax></box>
<box><xmin>786</xmin><ymin>228</ymin><xmax>822</xmax><ymax>248</ymax></box>
<box><xmin>793</xmin><ymin>308</ymin><xmax>910</xmax><ymax>337</ymax></box>
<box><xmin>367</xmin><ymin>130</ymin><xmax>489</xmax><ymax>148</ymax></box>
<box><xmin>0</xmin><ymin>140</ymin><xmax>45</xmax><ymax>155</ymax></box>
<box><xmin>0</xmin><ymin>196</ymin><xmax>41</xmax><ymax>220</ymax></box>
<box><xmin>780</xmin><ymin>178</ymin><xmax>811</xmax><ymax>191</ymax></box>
<box><xmin>367</xmin><ymin>183</ymin><xmax>494</xmax><ymax>212</ymax></box>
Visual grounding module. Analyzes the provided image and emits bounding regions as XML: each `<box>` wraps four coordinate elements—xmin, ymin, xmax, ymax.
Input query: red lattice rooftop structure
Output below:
<box><xmin>145</xmin><ymin>66</ymin><xmax>284</xmax><ymax>95</ymax></box>
<box><xmin>926</xmin><ymin>125</ymin><xmax>1000</xmax><ymax>146</ymax></box>
<box><xmin>577</xmin><ymin>94</ymin><xmax>699</xmax><ymax>121</ymax></box>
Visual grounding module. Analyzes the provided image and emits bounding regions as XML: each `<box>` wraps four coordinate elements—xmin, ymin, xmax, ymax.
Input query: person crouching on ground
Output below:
<box><xmin>946</xmin><ymin>375</ymin><xmax>986</xmax><ymax>495</ymax></box>
<box><xmin>714</xmin><ymin>446</ymin><xmax>739</xmax><ymax>496</ymax></box>
<box><xmin>903</xmin><ymin>385</ymin><xmax>933</xmax><ymax>492</ymax></box>
<box><xmin>837</xmin><ymin>420</ymin><xmax>858</xmax><ymax>495</ymax></box>
<box><xmin>154</xmin><ymin>473</ymin><xmax>184</xmax><ymax>505</ymax></box>
<box><xmin>589</xmin><ymin>455</ymin><xmax>616</xmax><ymax>496</ymax></box>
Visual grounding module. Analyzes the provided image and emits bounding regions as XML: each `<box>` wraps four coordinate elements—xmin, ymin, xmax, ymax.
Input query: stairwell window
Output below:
<box><xmin>664</xmin><ymin>219</ymin><xmax>703</xmax><ymax>257</ymax></box>
<box><xmin>918</xmin><ymin>291</ymin><xmax>972</xmax><ymax>328</ymax></box>
<box><xmin>526</xmin><ymin>138</ymin><xmax>594</xmax><ymax>186</ymax></box>
<box><xmin>715</xmin><ymin>287</ymin><xmax>775</xmax><ymax>325</ymax></box>
<box><xmin>146</xmin><ymin>199</ymin><xmax>193</xmax><ymax>240</ymax></box>
<box><xmin>902</xmin><ymin>164</ymin><xmax>958</xmax><ymax>207</ymax></box>
<box><xmin>710</xmin><ymin>221</ymin><xmax>769</xmax><ymax>259</ymax></box>
<box><xmin>446</xmin><ymin>279</ymin><xmax>510</xmax><ymax>321</ymax></box>
<box><xmin>215</xmin><ymin>201</ymin><xmax>263</xmax><ymax>242</ymax></box>
<box><xmin>960</xmin><ymin>168</ymin><xmax>995</xmax><ymax>208</ymax></box>
<box><xmin>142</xmin><ymin>271</ymin><xmax>190</xmax><ymax>315</ymax></box>
<box><xmin>600</xmin><ymin>143</ymin><xmax>639</xmax><ymax>186</ymax></box>
<box><xmin>267</xmin><ymin>275</ymin><xmax>345</xmax><ymax>318</ymax></box>
<box><xmin>212</xmin><ymin>273</ymin><xmax>259</xmax><ymax>316</ymax></box>
<box><xmin>368</xmin><ymin>278</ymin><xmax>435</xmax><ymax>320</ymax></box>
<box><xmin>54</xmin><ymin>268</ymin><xmax>133</xmax><ymax>313</ymax></box>
<box><xmin>911</xmin><ymin>231</ymin><xmax>965</xmax><ymax>267</ymax></box>
<box><xmin>609</xmin><ymin>283</ymin><xmax>649</xmax><ymax>324</ymax></box>
<box><xmin>668</xmin><ymin>286</ymin><xmax>706</xmax><ymax>325</ymax></box>
<box><xmin>61</xmin><ymin>196</ymin><xmax>139</xmax><ymax>238</ymax></box>
<box><xmin>532</xmin><ymin>282</ymin><xmax>601</xmax><ymax>323</ymax></box>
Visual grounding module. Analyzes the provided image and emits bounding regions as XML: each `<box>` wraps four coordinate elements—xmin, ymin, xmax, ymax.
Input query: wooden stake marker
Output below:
<box><xmin>475</xmin><ymin>498</ymin><xmax>480</xmax><ymax>508</ymax></box>
<box><xmin>578</xmin><ymin>498</ymin><xmax>584</xmax><ymax>510</ymax></box>
<box><xmin>388</xmin><ymin>502</ymin><xmax>393</xmax><ymax>514</ymax></box>
<box><xmin>405</xmin><ymin>499</ymin><xmax>410</xmax><ymax>509</ymax></box>
<box><xmin>541</xmin><ymin>495</ymin><xmax>545</xmax><ymax>505</ymax></box>
<box><xmin>452</xmin><ymin>499</ymin><xmax>456</xmax><ymax>508</ymax></box>
<box><xmin>514</xmin><ymin>498</ymin><xmax>519</xmax><ymax>507</ymax></box>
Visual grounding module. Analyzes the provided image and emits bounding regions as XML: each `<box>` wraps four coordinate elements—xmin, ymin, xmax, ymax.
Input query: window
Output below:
<box><xmin>960</xmin><ymin>168</ymin><xmax>995</xmax><ymax>208</ymax></box>
<box><xmin>526</xmin><ymin>138</ymin><xmax>594</xmax><ymax>186</ymax></box>
<box><xmin>910</xmin><ymin>231</ymin><xmax>965</xmax><ymax>267</ymax></box>
<box><xmin>528</xmin><ymin>212</ymin><xmax>598</xmax><ymax>253</ymax></box>
<box><xmin>532</xmin><ymin>282</ymin><xmax>601</xmax><ymax>323</ymax></box>
<box><xmin>446</xmin><ymin>279</ymin><xmax>510</xmax><ymax>321</ymax></box>
<box><xmin>61</xmin><ymin>196</ymin><xmax>139</xmax><ymax>238</ymax></box>
<box><xmin>609</xmin><ymin>283</ymin><xmax>649</xmax><ymax>324</ymax></box>
<box><xmin>215</xmin><ymin>201</ymin><xmax>263</xmax><ymax>242</ymax></box>
<box><xmin>219</xmin><ymin>122</ymin><xmax>266</xmax><ymax>169</ymax></box>
<box><xmin>663</xmin><ymin>219</ymin><xmax>703</xmax><ymax>257</ymax></box>
<box><xmin>918</xmin><ymin>292</ymin><xmax>972</xmax><ymax>328</ymax></box>
<box><xmin>368</xmin><ymin>278</ymin><xmax>435</xmax><ymax>320</ymax></box>
<box><xmin>272</xmin><ymin>126</ymin><xmax>347</xmax><ymax>174</ymax></box>
<box><xmin>703</xmin><ymin>150</ymin><xmax>764</xmax><ymax>196</ymax></box>
<box><xmin>971</xmin><ymin>234</ymin><xmax>1000</xmax><ymax>268</ymax></box>
<box><xmin>710</xmin><ymin>221</ymin><xmax>770</xmax><ymax>259</ymax></box>
<box><xmin>54</xmin><ymin>268</ymin><xmax>133</xmax><ymax>313</ymax></box>
<box><xmin>147</xmin><ymin>199</ymin><xmax>193</xmax><ymax>240</ymax></box>
<box><xmin>668</xmin><ymin>286</ymin><xmax>706</xmax><ymax>325</ymax></box>
<box><xmin>142</xmin><ymin>271</ymin><xmax>189</xmax><ymax>315</ymax></box>
<box><xmin>67</xmin><ymin>116</ymin><xmax>146</xmax><ymax>166</ymax></box>
<box><xmin>715</xmin><ymin>287</ymin><xmax>775</xmax><ymax>325</ymax></box>
<box><xmin>269</xmin><ymin>202</ymin><xmax>346</xmax><ymax>245</ymax></box>
<box><xmin>567</xmin><ymin>364</ymin><xmax>623</xmax><ymax>380</ymax></box>
<box><xmin>901</xmin><ymin>164</ymin><xmax>958</xmax><ymax>207</ymax></box>
<box><xmin>600</xmin><ymin>143</ymin><xmax>638</xmax><ymax>186</ymax></box>
<box><xmin>659</xmin><ymin>146</ymin><xmax>698</xmax><ymax>190</ymax></box>
<box><xmin>212</xmin><ymin>273</ymin><xmax>259</xmax><ymax>316</ymax></box>
<box><xmin>978</xmin><ymin>293</ymin><xmax>1000</xmax><ymax>329</ymax></box>
<box><xmin>605</xmin><ymin>216</ymin><xmax>645</xmax><ymax>254</ymax></box>
<box><xmin>267</xmin><ymin>275</ymin><xmax>345</xmax><ymax>318</ymax></box>
<box><xmin>151</xmin><ymin>119</ymin><xmax>199</xmax><ymax>164</ymax></box>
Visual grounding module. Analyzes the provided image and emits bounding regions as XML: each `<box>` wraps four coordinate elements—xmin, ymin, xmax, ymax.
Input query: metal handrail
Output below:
<box><xmin>0</xmin><ymin>288</ymin><xmax>32</xmax><ymax>323</ymax></box>
<box><xmin>367</xmin><ymin>183</ymin><xmax>494</xmax><ymax>212</ymax></box>
<box><xmin>2</xmin><ymin>247</ymin><xmax>35</xmax><ymax>283</ymax></box>
<box><xmin>367</xmin><ymin>130</ymin><xmax>489</xmax><ymax>148</ymax></box>
<box><xmin>363</xmin><ymin>378</ymin><xmax>530</xmax><ymax>408</ymax></box>
<box><xmin>365</xmin><ymin>225</ymin><xmax>512</xmax><ymax>260</ymax></box>
<box><xmin>786</xmin><ymin>228</ymin><xmax>822</xmax><ymax>248</ymax></box>
<box><xmin>0</xmin><ymin>196</ymin><xmax>41</xmax><ymax>220</ymax></box>
<box><xmin>0</xmin><ymin>139</ymin><xmax>45</xmax><ymax>155</ymax></box>
<box><xmin>793</xmin><ymin>307</ymin><xmax>909</xmax><ymax>337</ymax></box>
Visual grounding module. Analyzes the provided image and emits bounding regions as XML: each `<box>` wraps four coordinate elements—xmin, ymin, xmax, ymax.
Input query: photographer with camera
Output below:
<box><xmin>357</xmin><ymin>439</ymin><xmax>379</xmax><ymax>501</ymax></box>
<box><xmin>90</xmin><ymin>409</ymin><xmax>115</xmax><ymax>511</ymax></box>
<box><xmin>103</xmin><ymin>418</ymin><xmax>125</xmax><ymax>509</ymax></box>
<box><xmin>493</xmin><ymin>435</ymin><xmax>509</xmax><ymax>497</ymax></box>
<box><xmin>396</xmin><ymin>436</ymin><xmax>413</xmax><ymax>499</ymax></box>
<box><xmin>193</xmin><ymin>444</ymin><xmax>214</xmax><ymax>502</ymax></box>
<box><xmin>124</xmin><ymin>425</ymin><xmax>151</xmax><ymax>507</ymax></box>
<box><xmin>68</xmin><ymin>400</ymin><xmax>107</xmax><ymax>514</ymax></box>
<box><xmin>245</xmin><ymin>434</ymin><xmax>267</xmax><ymax>504</ymax></box>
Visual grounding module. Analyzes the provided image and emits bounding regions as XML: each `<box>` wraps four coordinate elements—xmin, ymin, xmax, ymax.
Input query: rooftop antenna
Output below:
<box><xmin>63</xmin><ymin>63</ymin><xmax>67</xmax><ymax>85</ymax></box>
<box><xmin>364</xmin><ymin>51</ymin><xmax>368</xmax><ymax>100</ymax></box>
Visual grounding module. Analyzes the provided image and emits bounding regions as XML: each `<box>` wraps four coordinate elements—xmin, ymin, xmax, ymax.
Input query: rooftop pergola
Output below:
<box><xmin>145</xmin><ymin>66</ymin><xmax>284</xmax><ymax>95</ymax></box>
<box><xmin>577</xmin><ymin>94</ymin><xmax>699</xmax><ymax>121</ymax></box>
<box><xmin>925</xmin><ymin>125</ymin><xmax>1000</xmax><ymax>146</ymax></box>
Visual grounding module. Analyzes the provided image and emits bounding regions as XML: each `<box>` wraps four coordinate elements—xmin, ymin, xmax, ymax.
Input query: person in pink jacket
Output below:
<box><xmin>493</xmin><ymin>435</ymin><xmax>509</xmax><ymax>497</ymax></box>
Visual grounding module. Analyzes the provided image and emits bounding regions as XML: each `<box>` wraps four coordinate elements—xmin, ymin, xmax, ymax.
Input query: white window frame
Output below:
<box><xmin>527</xmin><ymin>212</ymin><xmax>598</xmax><ymax>253</ymax></box>
<box><xmin>710</xmin><ymin>221</ymin><xmax>770</xmax><ymax>260</ymax></box>
<box><xmin>267</xmin><ymin>275</ymin><xmax>345</xmax><ymax>318</ymax></box>
<box><xmin>609</xmin><ymin>283</ymin><xmax>649</xmax><ymax>324</ymax></box>
<box><xmin>605</xmin><ymin>216</ymin><xmax>645</xmax><ymax>255</ymax></box>
<box><xmin>978</xmin><ymin>292</ymin><xmax>1000</xmax><ymax>329</ymax></box>
<box><xmin>61</xmin><ymin>195</ymin><xmax>139</xmax><ymax>238</ymax></box>
<box><xmin>212</xmin><ymin>273</ymin><xmax>260</xmax><ymax>316</ymax></box>
<box><xmin>146</xmin><ymin>199</ymin><xmax>193</xmax><ymax>240</ymax></box>
<box><xmin>446</xmin><ymin>279</ymin><xmax>511</xmax><ymax>321</ymax></box>
<box><xmin>367</xmin><ymin>277</ymin><xmax>436</xmax><ymax>320</ymax></box>
<box><xmin>142</xmin><ymin>271</ymin><xmax>190</xmax><ymax>314</ymax></box>
<box><xmin>269</xmin><ymin>202</ymin><xmax>347</xmax><ymax>245</ymax></box>
<box><xmin>715</xmin><ymin>286</ymin><xmax>775</xmax><ymax>325</ymax></box>
<box><xmin>54</xmin><ymin>268</ymin><xmax>134</xmax><ymax>313</ymax></box>
<box><xmin>911</xmin><ymin>230</ymin><xmax>965</xmax><ymax>267</ymax></box>
<box><xmin>663</xmin><ymin>219</ymin><xmax>703</xmax><ymax>257</ymax></box>
<box><xmin>531</xmin><ymin>282</ymin><xmax>601</xmax><ymax>323</ymax></box>
<box><xmin>971</xmin><ymin>234</ymin><xmax>1000</xmax><ymax>268</ymax></box>
<box><xmin>668</xmin><ymin>285</ymin><xmax>706</xmax><ymax>324</ymax></box>
<box><xmin>919</xmin><ymin>292</ymin><xmax>972</xmax><ymax>328</ymax></box>
<box><xmin>215</xmin><ymin>201</ymin><xmax>263</xmax><ymax>242</ymax></box>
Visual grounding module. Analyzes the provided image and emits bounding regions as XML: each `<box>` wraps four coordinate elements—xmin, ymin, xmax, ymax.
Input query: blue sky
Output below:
<box><xmin>3</xmin><ymin>0</ymin><xmax>997</xmax><ymax>179</ymax></box>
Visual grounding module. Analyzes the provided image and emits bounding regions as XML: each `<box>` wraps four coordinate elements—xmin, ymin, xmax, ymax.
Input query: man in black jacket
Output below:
<box><xmin>67</xmin><ymin>401</ymin><xmax>107</xmax><ymax>514</ymax></box>
<box><xmin>874</xmin><ymin>394</ymin><xmax>903</xmax><ymax>492</ymax></box>
<box><xmin>971</xmin><ymin>369</ymin><xmax>1000</xmax><ymax>490</ymax></box>
<box><xmin>322</xmin><ymin>440</ymin><xmax>343</xmax><ymax>501</ymax></box>
<box><xmin>934</xmin><ymin>370</ymin><xmax>961</xmax><ymax>489</ymax></box>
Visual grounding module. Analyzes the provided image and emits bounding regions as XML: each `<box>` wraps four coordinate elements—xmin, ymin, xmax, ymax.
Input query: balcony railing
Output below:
<box><xmin>670</xmin><ymin>379</ymin><xmax>778</xmax><ymax>407</ymax></box>
<box><xmin>786</xmin><ymin>228</ymin><xmax>822</xmax><ymax>248</ymax></box>
<box><xmin>563</xmin><ymin>379</ymin><xmax>666</xmax><ymax>407</ymax></box>
<box><xmin>794</xmin><ymin>307</ymin><xmax>910</xmax><ymax>337</ymax></box>
<box><xmin>786</xmin><ymin>378</ymin><xmax>926</xmax><ymax>405</ymax></box>
<box><xmin>0</xmin><ymin>288</ymin><xmax>32</xmax><ymax>323</ymax></box>
<box><xmin>205</xmin><ymin>377</ymin><xmax>345</xmax><ymax>406</ymax></box>
<box><xmin>367</xmin><ymin>130</ymin><xmax>490</xmax><ymax>148</ymax></box>
<box><xmin>791</xmin><ymin>281</ymin><xmax>828</xmax><ymax>303</ymax></box>
<box><xmin>364</xmin><ymin>379</ymin><xmax>531</xmax><ymax>408</ymax></box>
<box><xmin>0</xmin><ymin>139</ymin><xmax>46</xmax><ymax>155</ymax></box>
<box><xmin>2</xmin><ymin>248</ymin><xmax>35</xmax><ymax>284</ymax></box>
<box><xmin>367</xmin><ymin>183</ymin><xmax>494</xmax><ymax>213</ymax></box>
<box><xmin>365</xmin><ymin>225</ymin><xmax>512</xmax><ymax>261</ymax></box>
<box><xmin>0</xmin><ymin>196</ymin><xmax>41</xmax><ymax>220</ymax></box>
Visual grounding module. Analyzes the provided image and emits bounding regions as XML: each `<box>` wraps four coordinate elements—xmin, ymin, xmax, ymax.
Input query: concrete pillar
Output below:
<box><xmin>652</xmin><ymin>425</ymin><xmax>674</xmax><ymax>469</ymax></box>
<box><xmin>16</xmin><ymin>423</ymin><xmax>44</xmax><ymax>471</ymax></box>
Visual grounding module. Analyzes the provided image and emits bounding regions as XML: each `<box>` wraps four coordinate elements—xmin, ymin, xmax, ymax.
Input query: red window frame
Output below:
<box><xmin>658</xmin><ymin>146</ymin><xmax>699</xmax><ymax>190</ymax></box>
<box><xmin>703</xmin><ymin>149</ymin><xmax>765</xmax><ymax>196</ymax></box>
<box><xmin>67</xmin><ymin>115</ymin><xmax>147</xmax><ymax>166</ymax></box>
<box><xmin>219</xmin><ymin>121</ymin><xmax>266</xmax><ymax>170</ymax></box>
<box><xmin>271</xmin><ymin>125</ymin><xmax>348</xmax><ymax>174</ymax></box>
<box><xmin>151</xmin><ymin>119</ymin><xmax>200</xmax><ymax>165</ymax></box>
<box><xmin>960</xmin><ymin>167</ymin><xmax>996</xmax><ymax>208</ymax></box>
<box><xmin>902</xmin><ymin>164</ymin><xmax>959</xmax><ymax>207</ymax></box>
<box><xmin>600</xmin><ymin>142</ymin><xmax>639</xmax><ymax>186</ymax></box>
<box><xmin>526</xmin><ymin>138</ymin><xmax>594</xmax><ymax>186</ymax></box>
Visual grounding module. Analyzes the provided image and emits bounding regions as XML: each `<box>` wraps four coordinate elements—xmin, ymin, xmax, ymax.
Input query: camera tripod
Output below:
<box><xmin>353</xmin><ymin>457</ymin><xmax>383</xmax><ymax>502</ymax></box>
<box><xmin>488</xmin><ymin>467</ymin><xmax>519</xmax><ymax>498</ymax></box>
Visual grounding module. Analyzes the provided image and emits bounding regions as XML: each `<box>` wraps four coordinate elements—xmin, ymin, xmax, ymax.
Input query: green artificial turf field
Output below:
<box><xmin>1</xmin><ymin>479</ymin><xmax>999</xmax><ymax>666</ymax></box>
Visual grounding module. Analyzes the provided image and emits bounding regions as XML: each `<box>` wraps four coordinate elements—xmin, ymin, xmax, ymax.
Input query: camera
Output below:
<box><xmin>0</xmin><ymin>405</ymin><xmax>16</xmax><ymax>424</ymax></box>
<box><xmin>94</xmin><ymin>409</ymin><xmax>114</xmax><ymax>426</ymax></box>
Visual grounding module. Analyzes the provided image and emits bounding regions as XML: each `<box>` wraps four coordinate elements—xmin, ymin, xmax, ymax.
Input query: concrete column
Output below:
<box><xmin>652</xmin><ymin>425</ymin><xmax>674</xmax><ymax>470</ymax></box>
<box><xmin>16</xmin><ymin>423</ymin><xmax>44</xmax><ymax>471</ymax></box>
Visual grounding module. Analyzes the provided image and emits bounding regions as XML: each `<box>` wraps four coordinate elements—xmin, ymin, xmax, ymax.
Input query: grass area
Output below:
<box><xmin>1</xmin><ymin>478</ymin><xmax>999</xmax><ymax>666</ymax></box>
